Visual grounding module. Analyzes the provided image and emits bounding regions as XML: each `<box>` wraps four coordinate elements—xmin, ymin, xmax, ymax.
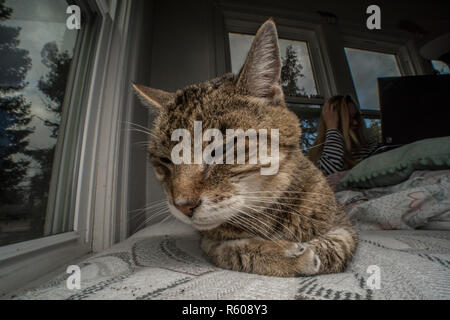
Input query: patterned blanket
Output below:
<box><xmin>14</xmin><ymin>222</ymin><xmax>450</xmax><ymax>300</ymax></box>
<box><xmin>336</xmin><ymin>170</ymin><xmax>450</xmax><ymax>231</ymax></box>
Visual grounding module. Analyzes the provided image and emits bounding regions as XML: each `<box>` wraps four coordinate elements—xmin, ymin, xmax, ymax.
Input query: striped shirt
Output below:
<box><xmin>316</xmin><ymin>129</ymin><xmax>381</xmax><ymax>176</ymax></box>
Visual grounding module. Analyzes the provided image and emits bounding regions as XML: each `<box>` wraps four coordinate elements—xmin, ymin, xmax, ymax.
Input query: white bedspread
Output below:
<box><xmin>14</xmin><ymin>221</ymin><xmax>450</xmax><ymax>300</ymax></box>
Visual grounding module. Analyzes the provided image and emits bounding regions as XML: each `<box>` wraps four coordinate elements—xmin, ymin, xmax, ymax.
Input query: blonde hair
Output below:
<box><xmin>308</xmin><ymin>95</ymin><xmax>368</xmax><ymax>169</ymax></box>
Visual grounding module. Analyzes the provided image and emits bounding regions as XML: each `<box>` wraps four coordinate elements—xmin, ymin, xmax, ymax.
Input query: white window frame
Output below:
<box><xmin>0</xmin><ymin>0</ymin><xmax>144</xmax><ymax>297</ymax></box>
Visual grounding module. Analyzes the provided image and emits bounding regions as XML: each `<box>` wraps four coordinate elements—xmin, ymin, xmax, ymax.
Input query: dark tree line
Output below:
<box><xmin>24</xmin><ymin>41</ymin><xmax>72</xmax><ymax>218</ymax></box>
<box><xmin>0</xmin><ymin>0</ymin><xmax>73</xmax><ymax>244</ymax></box>
<box><xmin>280</xmin><ymin>44</ymin><xmax>319</xmax><ymax>152</ymax></box>
<box><xmin>0</xmin><ymin>0</ymin><xmax>33</xmax><ymax>208</ymax></box>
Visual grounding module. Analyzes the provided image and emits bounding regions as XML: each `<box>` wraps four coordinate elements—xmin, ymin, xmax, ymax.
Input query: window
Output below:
<box><xmin>0</xmin><ymin>0</ymin><xmax>80</xmax><ymax>246</ymax></box>
<box><xmin>344</xmin><ymin>47</ymin><xmax>403</xmax><ymax>142</ymax></box>
<box><xmin>431</xmin><ymin>60</ymin><xmax>450</xmax><ymax>75</ymax></box>
<box><xmin>364</xmin><ymin>118</ymin><xmax>382</xmax><ymax>143</ymax></box>
<box><xmin>228</xmin><ymin>31</ymin><xmax>326</xmax><ymax>151</ymax></box>
<box><xmin>344</xmin><ymin>47</ymin><xmax>401</xmax><ymax>110</ymax></box>
<box><xmin>229</xmin><ymin>33</ymin><xmax>320</xmax><ymax>99</ymax></box>
<box><xmin>286</xmin><ymin>104</ymin><xmax>321</xmax><ymax>151</ymax></box>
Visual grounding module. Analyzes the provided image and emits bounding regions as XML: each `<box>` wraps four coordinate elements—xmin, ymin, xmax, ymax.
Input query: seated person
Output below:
<box><xmin>308</xmin><ymin>95</ymin><xmax>381</xmax><ymax>176</ymax></box>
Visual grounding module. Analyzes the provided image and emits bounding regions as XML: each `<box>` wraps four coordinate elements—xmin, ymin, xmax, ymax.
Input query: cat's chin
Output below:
<box><xmin>191</xmin><ymin>220</ymin><xmax>223</xmax><ymax>231</ymax></box>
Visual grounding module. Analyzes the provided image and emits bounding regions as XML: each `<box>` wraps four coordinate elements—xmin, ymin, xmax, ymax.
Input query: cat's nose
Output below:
<box><xmin>174</xmin><ymin>200</ymin><xmax>201</xmax><ymax>218</ymax></box>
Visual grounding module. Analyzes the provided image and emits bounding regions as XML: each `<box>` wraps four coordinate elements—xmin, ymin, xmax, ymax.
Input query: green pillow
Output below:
<box><xmin>337</xmin><ymin>136</ymin><xmax>450</xmax><ymax>190</ymax></box>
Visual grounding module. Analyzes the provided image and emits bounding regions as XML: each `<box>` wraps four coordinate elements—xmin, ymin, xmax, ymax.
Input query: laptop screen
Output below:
<box><xmin>378</xmin><ymin>74</ymin><xmax>450</xmax><ymax>146</ymax></box>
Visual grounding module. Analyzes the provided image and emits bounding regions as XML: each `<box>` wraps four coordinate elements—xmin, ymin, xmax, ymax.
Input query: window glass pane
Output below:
<box><xmin>286</xmin><ymin>106</ymin><xmax>383</xmax><ymax>154</ymax></box>
<box><xmin>287</xmin><ymin>104</ymin><xmax>320</xmax><ymax>153</ymax></box>
<box><xmin>0</xmin><ymin>0</ymin><xmax>79</xmax><ymax>246</ymax></box>
<box><xmin>431</xmin><ymin>60</ymin><xmax>450</xmax><ymax>75</ymax></box>
<box><xmin>344</xmin><ymin>47</ymin><xmax>401</xmax><ymax>110</ymax></box>
<box><xmin>229</xmin><ymin>33</ymin><xmax>319</xmax><ymax>98</ymax></box>
<box><xmin>364</xmin><ymin>118</ymin><xmax>382</xmax><ymax>143</ymax></box>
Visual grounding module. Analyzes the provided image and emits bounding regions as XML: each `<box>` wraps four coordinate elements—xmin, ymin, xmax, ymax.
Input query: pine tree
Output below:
<box><xmin>24</xmin><ymin>42</ymin><xmax>72</xmax><ymax>215</ymax></box>
<box><xmin>38</xmin><ymin>41</ymin><xmax>72</xmax><ymax>138</ymax></box>
<box><xmin>0</xmin><ymin>0</ymin><xmax>33</xmax><ymax>207</ymax></box>
<box><xmin>280</xmin><ymin>45</ymin><xmax>319</xmax><ymax>151</ymax></box>
<box><xmin>281</xmin><ymin>45</ymin><xmax>305</xmax><ymax>97</ymax></box>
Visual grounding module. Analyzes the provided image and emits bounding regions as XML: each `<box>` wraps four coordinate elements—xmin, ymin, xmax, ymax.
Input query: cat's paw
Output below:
<box><xmin>305</xmin><ymin>251</ymin><xmax>321</xmax><ymax>275</ymax></box>
<box><xmin>284</xmin><ymin>242</ymin><xmax>308</xmax><ymax>257</ymax></box>
<box><xmin>285</xmin><ymin>243</ymin><xmax>321</xmax><ymax>275</ymax></box>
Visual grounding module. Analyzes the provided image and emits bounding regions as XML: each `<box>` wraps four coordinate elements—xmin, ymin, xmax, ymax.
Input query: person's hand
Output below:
<box><xmin>322</xmin><ymin>102</ymin><xmax>339</xmax><ymax>130</ymax></box>
<box><xmin>326</xmin><ymin>170</ymin><xmax>349</xmax><ymax>191</ymax></box>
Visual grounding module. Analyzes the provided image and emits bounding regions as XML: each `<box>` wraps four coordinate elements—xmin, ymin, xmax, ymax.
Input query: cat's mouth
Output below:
<box><xmin>168</xmin><ymin>202</ymin><xmax>228</xmax><ymax>230</ymax></box>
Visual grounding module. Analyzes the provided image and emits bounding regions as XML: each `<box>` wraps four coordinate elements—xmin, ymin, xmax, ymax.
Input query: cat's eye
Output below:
<box><xmin>159</xmin><ymin>157</ymin><xmax>172</xmax><ymax>165</ymax></box>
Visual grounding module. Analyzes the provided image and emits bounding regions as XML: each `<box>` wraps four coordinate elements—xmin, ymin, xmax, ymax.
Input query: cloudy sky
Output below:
<box><xmin>229</xmin><ymin>33</ymin><xmax>318</xmax><ymax>97</ymax></box>
<box><xmin>344</xmin><ymin>47</ymin><xmax>401</xmax><ymax>110</ymax></box>
<box><xmin>4</xmin><ymin>0</ymin><xmax>78</xmax><ymax>150</ymax></box>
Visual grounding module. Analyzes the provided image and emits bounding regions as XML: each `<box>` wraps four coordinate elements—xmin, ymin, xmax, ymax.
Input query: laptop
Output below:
<box><xmin>374</xmin><ymin>74</ymin><xmax>450</xmax><ymax>154</ymax></box>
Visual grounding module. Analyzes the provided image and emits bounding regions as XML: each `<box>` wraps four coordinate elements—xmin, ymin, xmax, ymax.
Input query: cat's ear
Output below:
<box><xmin>132</xmin><ymin>83</ymin><xmax>174</xmax><ymax>109</ymax></box>
<box><xmin>236</xmin><ymin>19</ymin><xmax>283</xmax><ymax>103</ymax></box>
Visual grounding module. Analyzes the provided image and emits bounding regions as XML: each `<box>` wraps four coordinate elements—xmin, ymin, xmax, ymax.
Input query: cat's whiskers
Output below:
<box><xmin>229</xmin><ymin>207</ymin><xmax>270</xmax><ymax>235</ymax></box>
<box><xmin>243</xmin><ymin>202</ymin><xmax>332</xmax><ymax>228</ymax></box>
<box><xmin>132</xmin><ymin>141</ymin><xmax>152</xmax><ymax>147</ymax></box>
<box><xmin>134</xmin><ymin>207</ymin><xmax>170</xmax><ymax>232</ymax></box>
<box><xmin>239</xmin><ymin>204</ymin><xmax>301</xmax><ymax>242</ymax></box>
<box><xmin>243</xmin><ymin>198</ymin><xmax>331</xmax><ymax>218</ymax></box>
<box><xmin>229</xmin><ymin>211</ymin><xmax>272</xmax><ymax>240</ymax></box>
<box><xmin>129</xmin><ymin>205</ymin><xmax>168</xmax><ymax>224</ymax></box>
<box><xmin>128</xmin><ymin>199</ymin><xmax>167</xmax><ymax>213</ymax></box>
<box><xmin>304</xmin><ymin>142</ymin><xmax>326</xmax><ymax>150</ymax></box>
<box><xmin>241</xmin><ymin>195</ymin><xmax>337</xmax><ymax>210</ymax></box>
<box><xmin>234</xmin><ymin>221</ymin><xmax>285</xmax><ymax>248</ymax></box>
<box><xmin>230</xmin><ymin>206</ymin><xmax>285</xmax><ymax>247</ymax></box>
<box><xmin>123</xmin><ymin>121</ymin><xmax>160</xmax><ymax>140</ymax></box>
<box><xmin>238</xmin><ymin>190</ymin><xmax>336</xmax><ymax>199</ymax></box>
<box><xmin>230</xmin><ymin>206</ymin><xmax>280</xmax><ymax>238</ymax></box>
<box><xmin>131</xmin><ymin>199</ymin><xmax>170</xmax><ymax>229</ymax></box>
<box><xmin>134</xmin><ymin>206</ymin><xmax>168</xmax><ymax>225</ymax></box>
<box><xmin>282</xmin><ymin>142</ymin><xmax>326</xmax><ymax>153</ymax></box>
<box><xmin>123</xmin><ymin>121</ymin><xmax>154</xmax><ymax>135</ymax></box>
<box><xmin>228</xmin><ymin>214</ymin><xmax>291</xmax><ymax>250</ymax></box>
<box><xmin>126</xmin><ymin>127</ymin><xmax>159</xmax><ymax>139</ymax></box>
<box><xmin>135</xmin><ymin>211</ymin><xmax>174</xmax><ymax>233</ymax></box>
<box><xmin>228</xmin><ymin>216</ymin><xmax>264</xmax><ymax>240</ymax></box>
<box><xmin>128</xmin><ymin>200</ymin><xmax>168</xmax><ymax>222</ymax></box>
<box><xmin>231</xmin><ymin>213</ymin><xmax>280</xmax><ymax>241</ymax></box>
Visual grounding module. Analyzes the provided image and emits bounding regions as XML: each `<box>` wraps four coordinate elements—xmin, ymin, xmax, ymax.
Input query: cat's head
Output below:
<box><xmin>133</xmin><ymin>19</ymin><xmax>303</xmax><ymax>230</ymax></box>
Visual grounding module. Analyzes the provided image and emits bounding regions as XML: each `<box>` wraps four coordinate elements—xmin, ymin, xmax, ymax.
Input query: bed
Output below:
<box><xmin>14</xmin><ymin>170</ymin><xmax>450</xmax><ymax>300</ymax></box>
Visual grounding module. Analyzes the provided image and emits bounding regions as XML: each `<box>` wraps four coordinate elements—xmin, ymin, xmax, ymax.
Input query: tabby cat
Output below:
<box><xmin>133</xmin><ymin>19</ymin><xmax>357</xmax><ymax>277</ymax></box>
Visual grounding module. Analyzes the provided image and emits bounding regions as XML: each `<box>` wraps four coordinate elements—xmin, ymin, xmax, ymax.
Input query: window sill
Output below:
<box><xmin>0</xmin><ymin>232</ymin><xmax>91</xmax><ymax>297</ymax></box>
<box><xmin>0</xmin><ymin>232</ymin><xmax>79</xmax><ymax>264</ymax></box>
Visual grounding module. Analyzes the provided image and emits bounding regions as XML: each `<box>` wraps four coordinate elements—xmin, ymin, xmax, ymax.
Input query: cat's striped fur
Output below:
<box><xmin>133</xmin><ymin>19</ymin><xmax>357</xmax><ymax>277</ymax></box>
